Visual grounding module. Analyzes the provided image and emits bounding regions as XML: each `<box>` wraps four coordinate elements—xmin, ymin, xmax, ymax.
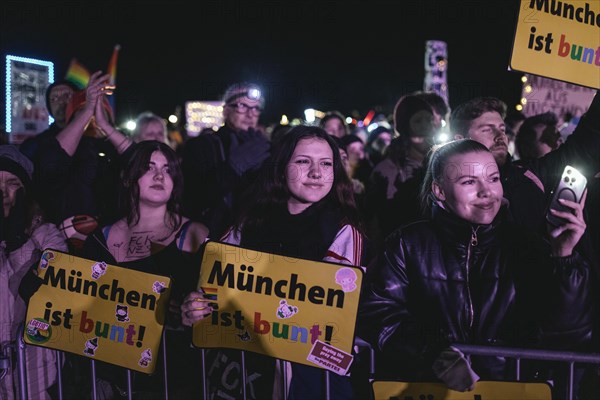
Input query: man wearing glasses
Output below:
<box><xmin>182</xmin><ymin>82</ymin><xmax>271</xmax><ymax>238</ymax></box>
<box><xmin>20</xmin><ymin>80</ymin><xmax>78</xmax><ymax>161</ymax></box>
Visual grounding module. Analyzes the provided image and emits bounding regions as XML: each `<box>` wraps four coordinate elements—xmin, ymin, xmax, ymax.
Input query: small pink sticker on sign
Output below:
<box><xmin>307</xmin><ymin>340</ymin><xmax>354</xmax><ymax>375</ymax></box>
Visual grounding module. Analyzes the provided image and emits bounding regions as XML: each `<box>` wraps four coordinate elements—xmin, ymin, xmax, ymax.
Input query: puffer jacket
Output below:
<box><xmin>357</xmin><ymin>203</ymin><xmax>592</xmax><ymax>381</ymax></box>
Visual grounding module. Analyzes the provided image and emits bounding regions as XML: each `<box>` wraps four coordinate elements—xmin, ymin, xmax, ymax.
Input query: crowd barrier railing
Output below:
<box><xmin>11</xmin><ymin>324</ymin><xmax>600</xmax><ymax>400</ymax></box>
<box><xmin>452</xmin><ymin>343</ymin><xmax>600</xmax><ymax>400</ymax></box>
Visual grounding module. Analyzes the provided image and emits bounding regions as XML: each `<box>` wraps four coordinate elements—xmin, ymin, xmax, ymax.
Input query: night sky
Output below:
<box><xmin>1</xmin><ymin>0</ymin><xmax>524</xmax><ymax>127</ymax></box>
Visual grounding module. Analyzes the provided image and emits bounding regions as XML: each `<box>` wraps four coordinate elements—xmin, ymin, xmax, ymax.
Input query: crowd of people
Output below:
<box><xmin>0</xmin><ymin>71</ymin><xmax>599</xmax><ymax>399</ymax></box>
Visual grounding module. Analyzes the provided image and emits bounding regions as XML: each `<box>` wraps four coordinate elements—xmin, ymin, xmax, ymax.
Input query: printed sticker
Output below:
<box><xmin>115</xmin><ymin>304</ymin><xmax>130</xmax><ymax>322</ymax></box>
<box><xmin>25</xmin><ymin>318</ymin><xmax>52</xmax><ymax>344</ymax></box>
<box><xmin>307</xmin><ymin>340</ymin><xmax>354</xmax><ymax>376</ymax></box>
<box><xmin>236</xmin><ymin>330</ymin><xmax>251</xmax><ymax>342</ymax></box>
<box><xmin>40</xmin><ymin>251</ymin><xmax>55</xmax><ymax>269</ymax></box>
<box><xmin>152</xmin><ymin>281</ymin><xmax>167</xmax><ymax>294</ymax></box>
<box><xmin>84</xmin><ymin>337</ymin><xmax>99</xmax><ymax>356</ymax></box>
<box><xmin>276</xmin><ymin>299</ymin><xmax>298</xmax><ymax>319</ymax></box>
<box><xmin>335</xmin><ymin>267</ymin><xmax>358</xmax><ymax>292</ymax></box>
<box><xmin>139</xmin><ymin>348</ymin><xmax>152</xmax><ymax>367</ymax></box>
<box><xmin>201</xmin><ymin>286</ymin><xmax>218</xmax><ymax>301</ymax></box>
<box><xmin>91</xmin><ymin>261</ymin><xmax>108</xmax><ymax>279</ymax></box>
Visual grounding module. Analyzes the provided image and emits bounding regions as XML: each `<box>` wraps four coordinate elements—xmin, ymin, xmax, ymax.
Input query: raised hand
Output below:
<box><xmin>548</xmin><ymin>189</ymin><xmax>587</xmax><ymax>257</ymax></box>
<box><xmin>84</xmin><ymin>71</ymin><xmax>112</xmax><ymax>112</ymax></box>
<box><xmin>94</xmin><ymin>91</ymin><xmax>113</xmax><ymax>136</ymax></box>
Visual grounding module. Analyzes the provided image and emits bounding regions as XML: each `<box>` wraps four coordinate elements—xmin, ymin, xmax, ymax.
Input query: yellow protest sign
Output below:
<box><xmin>192</xmin><ymin>241</ymin><xmax>363</xmax><ymax>375</ymax></box>
<box><xmin>23</xmin><ymin>250</ymin><xmax>171</xmax><ymax>374</ymax></box>
<box><xmin>511</xmin><ymin>0</ymin><xmax>600</xmax><ymax>89</ymax></box>
<box><xmin>372</xmin><ymin>381</ymin><xmax>551</xmax><ymax>400</ymax></box>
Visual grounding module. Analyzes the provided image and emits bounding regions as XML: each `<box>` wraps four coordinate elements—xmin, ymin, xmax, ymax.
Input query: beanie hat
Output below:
<box><xmin>222</xmin><ymin>82</ymin><xmax>265</xmax><ymax>107</ymax></box>
<box><xmin>393</xmin><ymin>95</ymin><xmax>434</xmax><ymax>137</ymax></box>
<box><xmin>0</xmin><ymin>145</ymin><xmax>33</xmax><ymax>189</ymax></box>
<box><xmin>65</xmin><ymin>90</ymin><xmax>115</xmax><ymax>124</ymax></box>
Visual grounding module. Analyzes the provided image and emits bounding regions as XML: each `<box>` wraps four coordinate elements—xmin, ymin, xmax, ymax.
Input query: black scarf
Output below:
<box><xmin>240</xmin><ymin>199</ymin><xmax>344</xmax><ymax>262</ymax></box>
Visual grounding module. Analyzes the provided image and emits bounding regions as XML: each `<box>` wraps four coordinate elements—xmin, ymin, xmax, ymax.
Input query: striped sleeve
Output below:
<box><xmin>323</xmin><ymin>224</ymin><xmax>364</xmax><ymax>268</ymax></box>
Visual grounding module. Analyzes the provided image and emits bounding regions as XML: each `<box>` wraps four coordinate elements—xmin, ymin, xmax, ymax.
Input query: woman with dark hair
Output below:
<box><xmin>225</xmin><ymin>124</ymin><xmax>363</xmax><ymax>250</ymax></box>
<box><xmin>181</xmin><ymin>125</ymin><xmax>365</xmax><ymax>399</ymax></box>
<box><xmin>359</xmin><ymin>139</ymin><xmax>591</xmax><ymax>393</ymax></box>
<box><xmin>81</xmin><ymin>140</ymin><xmax>209</xmax><ymax>398</ymax></box>
<box><xmin>85</xmin><ymin>141</ymin><xmax>208</xmax><ymax>265</ymax></box>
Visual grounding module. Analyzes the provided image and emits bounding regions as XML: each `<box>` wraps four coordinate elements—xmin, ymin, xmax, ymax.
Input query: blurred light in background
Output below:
<box><xmin>304</xmin><ymin>108</ymin><xmax>315</xmax><ymax>123</ymax></box>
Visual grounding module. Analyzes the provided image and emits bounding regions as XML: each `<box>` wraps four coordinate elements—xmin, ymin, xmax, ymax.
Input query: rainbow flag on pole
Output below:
<box><xmin>65</xmin><ymin>59</ymin><xmax>90</xmax><ymax>89</ymax></box>
<box><xmin>106</xmin><ymin>44</ymin><xmax>120</xmax><ymax>115</ymax></box>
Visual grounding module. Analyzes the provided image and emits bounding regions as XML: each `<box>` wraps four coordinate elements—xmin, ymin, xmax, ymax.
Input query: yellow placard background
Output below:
<box><xmin>511</xmin><ymin>0</ymin><xmax>600</xmax><ymax>89</ymax></box>
<box><xmin>372</xmin><ymin>381</ymin><xmax>551</xmax><ymax>400</ymax></box>
<box><xmin>192</xmin><ymin>241</ymin><xmax>363</xmax><ymax>369</ymax></box>
<box><xmin>23</xmin><ymin>250</ymin><xmax>171</xmax><ymax>374</ymax></box>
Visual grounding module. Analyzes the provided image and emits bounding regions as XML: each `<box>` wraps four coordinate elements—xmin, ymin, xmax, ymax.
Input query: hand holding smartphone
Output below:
<box><xmin>546</xmin><ymin>165</ymin><xmax>587</xmax><ymax>227</ymax></box>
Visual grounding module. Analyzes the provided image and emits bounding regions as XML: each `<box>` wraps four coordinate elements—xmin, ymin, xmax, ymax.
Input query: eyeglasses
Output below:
<box><xmin>227</xmin><ymin>102</ymin><xmax>262</xmax><ymax>115</ymax></box>
<box><xmin>50</xmin><ymin>91</ymin><xmax>73</xmax><ymax>103</ymax></box>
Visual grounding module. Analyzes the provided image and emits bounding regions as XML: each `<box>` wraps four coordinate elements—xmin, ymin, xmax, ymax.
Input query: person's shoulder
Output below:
<box><xmin>182</xmin><ymin>133</ymin><xmax>223</xmax><ymax>154</ymax></box>
<box><xmin>179</xmin><ymin>218</ymin><xmax>209</xmax><ymax>253</ymax></box>
<box><xmin>387</xmin><ymin>219</ymin><xmax>433</xmax><ymax>242</ymax></box>
<box><xmin>30</xmin><ymin>222</ymin><xmax>67</xmax><ymax>248</ymax></box>
<box><xmin>373</xmin><ymin>157</ymin><xmax>394</xmax><ymax>172</ymax></box>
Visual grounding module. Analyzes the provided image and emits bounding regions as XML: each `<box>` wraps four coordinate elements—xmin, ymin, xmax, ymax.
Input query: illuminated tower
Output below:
<box><xmin>423</xmin><ymin>40</ymin><xmax>449</xmax><ymax>106</ymax></box>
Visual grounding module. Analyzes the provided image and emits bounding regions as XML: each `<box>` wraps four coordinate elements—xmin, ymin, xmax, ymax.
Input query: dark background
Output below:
<box><xmin>1</xmin><ymin>0</ymin><xmax>525</xmax><ymax>127</ymax></box>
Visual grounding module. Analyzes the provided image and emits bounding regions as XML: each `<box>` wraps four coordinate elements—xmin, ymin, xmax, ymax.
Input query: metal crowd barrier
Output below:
<box><xmin>10</xmin><ymin>325</ymin><xmax>332</xmax><ymax>400</ymax></box>
<box><xmin>453</xmin><ymin>343</ymin><xmax>600</xmax><ymax>400</ymax></box>
<box><xmin>10</xmin><ymin>325</ymin><xmax>600</xmax><ymax>400</ymax></box>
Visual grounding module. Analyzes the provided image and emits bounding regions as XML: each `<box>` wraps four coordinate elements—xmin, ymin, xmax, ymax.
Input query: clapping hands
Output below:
<box><xmin>85</xmin><ymin>71</ymin><xmax>113</xmax><ymax>112</ymax></box>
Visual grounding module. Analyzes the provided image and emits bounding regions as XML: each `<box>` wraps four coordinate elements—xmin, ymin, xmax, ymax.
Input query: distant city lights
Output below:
<box><xmin>185</xmin><ymin>101</ymin><xmax>224</xmax><ymax>137</ymax></box>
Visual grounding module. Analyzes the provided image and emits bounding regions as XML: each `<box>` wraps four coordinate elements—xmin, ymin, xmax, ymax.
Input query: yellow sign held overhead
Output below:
<box><xmin>511</xmin><ymin>0</ymin><xmax>600</xmax><ymax>89</ymax></box>
<box><xmin>23</xmin><ymin>250</ymin><xmax>171</xmax><ymax>374</ymax></box>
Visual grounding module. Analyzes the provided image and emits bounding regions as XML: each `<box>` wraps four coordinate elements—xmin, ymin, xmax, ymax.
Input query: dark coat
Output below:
<box><xmin>181</xmin><ymin>125</ymin><xmax>269</xmax><ymax>238</ymax></box>
<box><xmin>358</xmin><ymin>203</ymin><xmax>592</xmax><ymax>381</ymax></box>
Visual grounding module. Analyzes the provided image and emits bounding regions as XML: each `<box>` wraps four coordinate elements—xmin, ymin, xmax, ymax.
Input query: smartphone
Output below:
<box><xmin>546</xmin><ymin>165</ymin><xmax>587</xmax><ymax>227</ymax></box>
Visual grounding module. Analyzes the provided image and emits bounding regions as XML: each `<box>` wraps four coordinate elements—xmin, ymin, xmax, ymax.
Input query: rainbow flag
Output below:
<box><xmin>65</xmin><ymin>59</ymin><xmax>90</xmax><ymax>89</ymax></box>
<box><xmin>106</xmin><ymin>44</ymin><xmax>120</xmax><ymax>114</ymax></box>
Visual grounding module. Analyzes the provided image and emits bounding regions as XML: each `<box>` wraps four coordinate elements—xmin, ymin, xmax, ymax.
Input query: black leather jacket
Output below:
<box><xmin>358</xmin><ymin>203</ymin><xmax>592</xmax><ymax>380</ymax></box>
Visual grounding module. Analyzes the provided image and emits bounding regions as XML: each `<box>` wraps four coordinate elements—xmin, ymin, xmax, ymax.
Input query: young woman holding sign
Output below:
<box><xmin>181</xmin><ymin>125</ymin><xmax>365</xmax><ymax>399</ymax></box>
<box><xmin>82</xmin><ymin>140</ymin><xmax>209</xmax><ymax>398</ymax></box>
